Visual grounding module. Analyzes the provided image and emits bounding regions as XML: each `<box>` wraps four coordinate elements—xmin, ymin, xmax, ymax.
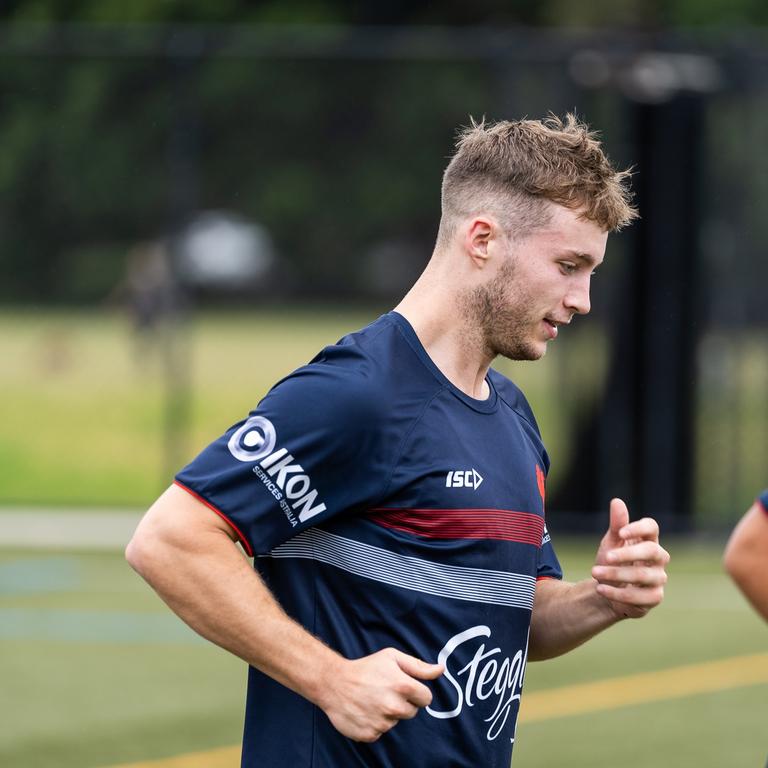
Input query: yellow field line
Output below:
<box><xmin>109</xmin><ymin>652</ymin><xmax>768</xmax><ymax>768</ymax></box>
<box><xmin>519</xmin><ymin>651</ymin><xmax>768</xmax><ymax>722</ymax></box>
<box><xmin>108</xmin><ymin>745</ymin><xmax>240</xmax><ymax>768</ymax></box>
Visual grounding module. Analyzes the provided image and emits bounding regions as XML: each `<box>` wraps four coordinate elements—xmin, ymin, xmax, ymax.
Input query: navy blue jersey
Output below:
<box><xmin>176</xmin><ymin>312</ymin><xmax>562</xmax><ymax>768</ymax></box>
<box><xmin>759</xmin><ymin>490</ymin><xmax>768</xmax><ymax>514</ymax></box>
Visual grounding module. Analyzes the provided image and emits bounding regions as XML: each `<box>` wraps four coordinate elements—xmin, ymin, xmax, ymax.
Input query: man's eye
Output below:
<box><xmin>560</xmin><ymin>262</ymin><xmax>577</xmax><ymax>274</ymax></box>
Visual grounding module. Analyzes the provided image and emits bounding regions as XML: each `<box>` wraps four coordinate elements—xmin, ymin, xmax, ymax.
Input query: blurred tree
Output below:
<box><xmin>4</xmin><ymin>0</ymin><xmax>768</xmax><ymax>25</ymax></box>
<box><xmin>0</xmin><ymin>0</ymin><xmax>767</xmax><ymax>303</ymax></box>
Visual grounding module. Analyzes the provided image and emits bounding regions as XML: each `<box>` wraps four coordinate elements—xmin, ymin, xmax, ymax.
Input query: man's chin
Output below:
<box><xmin>496</xmin><ymin>341</ymin><xmax>546</xmax><ymax>362</ymax></box>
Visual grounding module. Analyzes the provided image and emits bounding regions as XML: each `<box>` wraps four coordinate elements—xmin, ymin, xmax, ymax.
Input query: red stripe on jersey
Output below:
<box><xmin>174</xmin><ymin>480</ymin><xmax>254</xmax><ymax>557</ymax></box>
<box><xmin>367</xmin><ymin>507</ymin><xmax>545</xmax><ymax>546</ymax></box>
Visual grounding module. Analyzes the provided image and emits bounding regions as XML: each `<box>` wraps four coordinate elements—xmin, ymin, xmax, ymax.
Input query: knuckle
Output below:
<box><xmin>382</xmin><ymin>702</ymin><xmax>399</xmax><ymax>718</ymax></box>
<box><xmin>639</xmin><ymin>543</ymin><xmax>655</xmax><ymax>559</ymax></box>
<box><xmin>393</xmin><ymin>681</ymin><xmax>408</xmax><ymax>697</ymax></box>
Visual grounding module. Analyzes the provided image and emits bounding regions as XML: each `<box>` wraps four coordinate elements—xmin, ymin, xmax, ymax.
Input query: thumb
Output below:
<box><xmin>394</xmin><ymin>651</ymin><xmax>444</xmax><ymax>680</ymax></box>
<box><xmin>608</xmin><ymin>497</ymin><xmax>630</xmax><ymax>539</ymax></box>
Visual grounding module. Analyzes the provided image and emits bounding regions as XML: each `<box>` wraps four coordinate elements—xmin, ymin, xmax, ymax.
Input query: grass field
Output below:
<box><xmin>1</xmin><ymin>537</ymin><xmax>765</xmax><ymax>768</ymax></box>
<box><xmin>2</xmin><ymin>307</ymin><xmax>765</xmax><ymax>524</ymax></box>
<box><xmin>0</xmin><ymin>307</ymin><xmax>575</xmax><ymax>509</ymax></box>
<box><xmin>1</xmin><ymin>306</ymin><xmax>766</xmax><ymax>766</ymax></box>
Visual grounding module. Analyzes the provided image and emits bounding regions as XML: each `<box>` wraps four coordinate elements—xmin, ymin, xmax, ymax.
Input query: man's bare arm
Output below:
<box><xmin>529</xmin><ymin>498</ymin><xmax>669</xmax><ymax>661</ymax></box>
<box><xmin>125</xmin><ymin>485</ymin><xmax>443</xmax><ymax>742</ymax></box>
<box><xmin>724</xmin><ymin>501</ymin><xmax>768</xmax><ymax>621</ymax></box>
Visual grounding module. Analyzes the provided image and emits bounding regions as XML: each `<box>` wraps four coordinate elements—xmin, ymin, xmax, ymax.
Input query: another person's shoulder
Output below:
<box><xmin>758</xmin><ymin>489</ymin><xmax>768</xmax><ymax>515</ymax></box>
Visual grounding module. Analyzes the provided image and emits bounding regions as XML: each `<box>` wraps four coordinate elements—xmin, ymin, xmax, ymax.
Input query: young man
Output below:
<box><xmin>724</xmin><ymin>489</ymin><xmax>768</xmax><ymax>621</ymax></box>
<box><xmin>127</xmin><ymin>115</ymin><xmax>670</xmax><ymax>767</ymax></box>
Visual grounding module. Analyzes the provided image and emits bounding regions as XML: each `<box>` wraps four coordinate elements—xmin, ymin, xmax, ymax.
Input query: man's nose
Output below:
<box><xmin>565</xmin><ymin>278</ymin><xmax>591</xmax><ymax>315</ymax></box>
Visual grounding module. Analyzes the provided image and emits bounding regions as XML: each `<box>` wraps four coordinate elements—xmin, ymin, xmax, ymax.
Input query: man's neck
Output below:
<box><xmin>393</xmin><ymin>264</ymin><xmax>494</xmax><ymax>401</ymax></box>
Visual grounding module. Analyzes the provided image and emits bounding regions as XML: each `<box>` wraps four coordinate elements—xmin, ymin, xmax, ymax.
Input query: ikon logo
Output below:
<box><xmin>227</xmin><ymin>415</ymin><xmax>327</xmax><ymax>524</ymax></box>
<box><xmin>446</xmin><ymin>469</ymin><xmax>483</xmax><ymax>490</ymax></box>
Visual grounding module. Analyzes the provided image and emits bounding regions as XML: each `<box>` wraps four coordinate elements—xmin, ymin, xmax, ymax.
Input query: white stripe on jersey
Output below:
<box><xmin>262</xmin><ymin>528</ymin><xmax>536</xmax><ymax>610</ymax></box>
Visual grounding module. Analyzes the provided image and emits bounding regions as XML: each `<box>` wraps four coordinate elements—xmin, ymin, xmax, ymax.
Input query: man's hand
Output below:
<box><xmin>318</xmin><ymin>648</ymin><xmax>443</xmax><ymax>743</ymax></box>
<box><xmin>591</xmin><ymin>497</ymin><xmax>670</xmax><ymax>619</ymax></box>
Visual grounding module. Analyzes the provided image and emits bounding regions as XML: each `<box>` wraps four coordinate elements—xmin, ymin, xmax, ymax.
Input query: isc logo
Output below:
<box><xmin>446</xmin><ymin>469</ymin><xmax>484</xmax><ymax>490</ymax></box>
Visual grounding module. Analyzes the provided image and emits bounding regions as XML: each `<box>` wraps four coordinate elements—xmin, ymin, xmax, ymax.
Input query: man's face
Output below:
<box><xmin>467</xmin><ymin>204</ymin><xmax>608</xmax><ymax>361</ymax></box>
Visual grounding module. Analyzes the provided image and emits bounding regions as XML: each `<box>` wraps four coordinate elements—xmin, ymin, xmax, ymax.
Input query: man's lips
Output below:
<box><xmin>543</xmin><ymin>317</ymin><xmax>570</xmax><ymax>339</ymax></box>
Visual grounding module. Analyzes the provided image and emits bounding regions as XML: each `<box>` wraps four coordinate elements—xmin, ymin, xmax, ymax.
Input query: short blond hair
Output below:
<box><xmin>438</xmin><ymin>113</ymin><xmax>637</xmax><ymax>244</ymax></box>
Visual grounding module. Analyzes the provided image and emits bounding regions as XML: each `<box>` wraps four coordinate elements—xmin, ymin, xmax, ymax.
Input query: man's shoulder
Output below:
<box><xmin>488</xmin><ymin>368</ymin><xmax>541</xmax><ymax>433</ymax></box>
<box><xmin>264</xmin><ymin>313</ymin><xmax>442</xmax><ymax>424</ymax></box>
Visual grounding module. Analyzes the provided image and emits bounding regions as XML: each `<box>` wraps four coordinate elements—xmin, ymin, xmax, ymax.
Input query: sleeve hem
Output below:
<box><xmin>174</xmin><ymin>480</ymin><xmax>255</xmax><ymax>557</ymax></box>
<box><xmin>536</xmin><ymin>574</ymin><xmax>561</xmax><ymax>581</ymax></box>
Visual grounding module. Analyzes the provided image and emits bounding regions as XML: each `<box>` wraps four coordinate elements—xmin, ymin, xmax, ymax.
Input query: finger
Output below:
<box><xmin>592</xmin><ymin>564</ymin><xmax>668</xmax><ymax>586</ymax></box>
<box><xmin>394</xmin><ymin>652</ymin><xmax>444</xmax><ymax>681</ymax></box>
<box><xmin>605</xmin><ymin>541</ymin><xmax>670</xmax><ymax>565</ymax></box>
<box><xmin>618</xmin><ymin>517</ymin><xmax>660</xmax><ymax>543</ymax></box>
<box><xmin>394</xmin><ymin>702</ymin><xmax>419</xmax><ymax>721</ymax></box>
<box><xmin>381</xmin><ymin>694</ymin><xmax>421</xmax><ymax>722</ymax></box>
<box><xmin>595</xmin><ymin>582</ymin><xmax>665</xmax><ymax>606</ymax></box>
<box><xmin>401</xmin><ymin>679</ymin><xmax>435</xmax><ymax>708</ymax></box>
<box><xmin>609</xmin><ymin>497</ymin><xmax>630</xmax><ymax>538</ymax></box>
<box><xmin>356</xmin><ymin>729</ymin><xmax>383</xmax><ymax>744</ymax></box>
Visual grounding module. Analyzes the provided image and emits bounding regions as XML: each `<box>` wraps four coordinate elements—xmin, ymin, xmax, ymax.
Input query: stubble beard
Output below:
<box><xmin>461</xmin><ymin>257</ymin><xmax>544</xmax><ymax>362</ymax></box>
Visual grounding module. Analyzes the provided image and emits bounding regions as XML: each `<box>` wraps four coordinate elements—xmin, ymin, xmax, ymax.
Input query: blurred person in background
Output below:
<box><xmin>112</xmin><ymin>240</ymin><xmax>180</xmax><ymax>367</ymax></box>
<box><xmin>127</xmin><ymin>115</ymin><xmax>670</xmax><ymax>768</ymax></box>
<box><xmin>724</xmin><ymin>489</ymin><xmax>768</xmax><ymax>621</ymax></box>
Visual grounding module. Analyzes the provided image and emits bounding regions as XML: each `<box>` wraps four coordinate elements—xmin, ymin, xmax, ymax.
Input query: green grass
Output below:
<box><xmin>1</xmin><ymin>307</ymin><xmax>765</xmax><ymax>525</ymax></box>
<box><xmin>0</xmin><ymin>307</ymin><xmax>566</xmax><ymax>509</ymax></box>
<box><xmin>0</xmin><ymin>548</ymin><xmax>246</xmax><ymax>768</ymax></box>
<box><xmin>517</xmin><ymin>539</ymin><xmax>768</xmax><ymax>767</ymax></box>
<box><xmin>0</xmin><ymin>538</ymin><xmax>765</xmax><ymax>768</ymax></box>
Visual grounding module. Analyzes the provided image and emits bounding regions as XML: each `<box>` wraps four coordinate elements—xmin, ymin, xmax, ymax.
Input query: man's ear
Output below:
<box><xmin>464</xmin><ymin>217</ymin><xmax>495</xmax><ymax>268</ymax></box>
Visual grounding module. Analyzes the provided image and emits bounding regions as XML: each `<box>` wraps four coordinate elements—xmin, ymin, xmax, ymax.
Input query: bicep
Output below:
<box><xmin>127</xmin><ymin>484</ymin><xmax>240</xmax><ymax>571</ymax></box>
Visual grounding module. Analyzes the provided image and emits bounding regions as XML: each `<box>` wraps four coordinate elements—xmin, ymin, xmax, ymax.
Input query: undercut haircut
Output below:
<box><xmin>437</xmin><ymin>113</ymin><xmax>637</xmax><ymax>247</ymax></box>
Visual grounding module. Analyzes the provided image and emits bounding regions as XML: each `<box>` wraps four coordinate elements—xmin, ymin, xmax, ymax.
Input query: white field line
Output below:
<box><xmin>0</xmin><ymin>510</ymin><xmax>142</xmax><ymax>549</ymax></box>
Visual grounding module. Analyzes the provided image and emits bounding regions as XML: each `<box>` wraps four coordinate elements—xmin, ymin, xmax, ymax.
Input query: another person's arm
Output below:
<box><xmin>528</xmin><ymin>498</ymin><xmax>669</xmax><ymax>661</ymax></box>
<box><xmin>126</xmin><ymin>484</ymin><xmax>443</xmax><ymax>743</ymax></box>
<box><xmin>723</xmin><ymin>494</ymin><xmax>768</xmax><ymax>621</ymax></box>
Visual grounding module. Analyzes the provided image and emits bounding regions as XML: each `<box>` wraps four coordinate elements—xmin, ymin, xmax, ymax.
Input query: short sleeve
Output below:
<box><xmin>175</xmin><ymin>361</ymin><xmax>392</xmax><ymax>556</ymax></box>
<box><xmin>536</xmin><ymin>523</ymin><xmax>563</xmax><ymax>580</ymax></box>
<box><xmin>758</xmin><ymin>489</ymin><xmax>768</xmax><ymax>515</ymax></box>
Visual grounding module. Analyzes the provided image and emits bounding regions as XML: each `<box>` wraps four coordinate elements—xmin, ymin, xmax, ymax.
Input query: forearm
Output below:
<box><xmin>529</xmin><ymin>501</ymin><xmax>668</xmax><ymax>661</ymax></box>
<box><xmin>127</xmin><ymin>486</ymin><xmax>445</xmax><ymax>744</ymax></box>
<box><xmin>126</xmin><ymin>497</ymin><xmax>342</xmax><ymax>709</ymax></box>
<box><xmin>528</xmin><ymin>578</ymin><xmax>620</xmax><ymax>661</ymax></box>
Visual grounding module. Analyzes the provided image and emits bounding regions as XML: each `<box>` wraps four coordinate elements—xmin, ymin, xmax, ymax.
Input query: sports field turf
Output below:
<box><xmin>2</xmin><ymin>307</ymin><xmax>765</xmax><ymax>766</ymax></box>
<box><xmin>1</xmin><ymin>538</ymin><xmax>765</xmax><ymax>768</ymax></box>
<box><xmin>3</xmin><ymin>307</ymin><xmax>764</xmax><ymax>523</ymax></box>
